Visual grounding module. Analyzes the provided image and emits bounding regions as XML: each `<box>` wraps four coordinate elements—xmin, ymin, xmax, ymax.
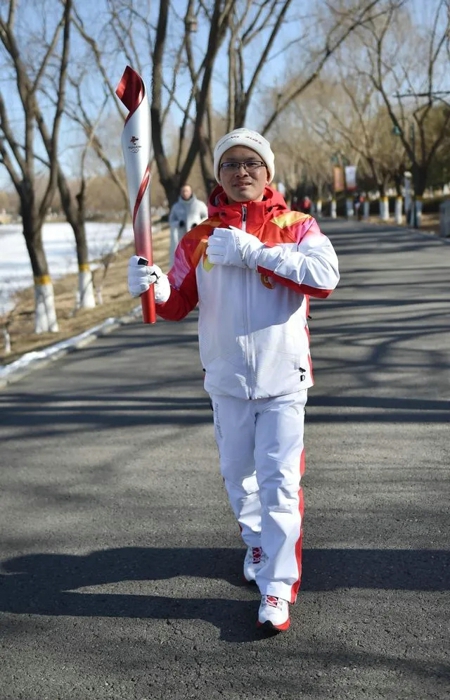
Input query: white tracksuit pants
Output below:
<box><xmin>210</xmin><ymin>390</ymin><xmax>307</xmax><ymax>603</ymax></box>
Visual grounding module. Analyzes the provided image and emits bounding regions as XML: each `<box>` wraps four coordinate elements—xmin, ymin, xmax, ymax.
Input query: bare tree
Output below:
<box><xmin>71</xmin><ymin>0</ymin><xmax>398</xmax><ymax>211</ymax></box>
<box><xmin>0</xmin><ymin>0</ymin><xmax>72</xmax><ymax>332</ymax></box>
<box><xmin>259</xmin><ymin>0</ymin><xmax>402</xmax><ymax>135</ymax></box>
<box><xmin>269</xmin><ymin>94</ymin><xmax>337</xmax><ymax>206</ymax></box>
<box><xmin>358</xmin><ymin>0</ymin><xmax>450</xmax><ymax>222</ymax></box>
<box><xmin>150</xmin><ymin>0</ymin><xmax>395</xmax><ymax>197</ymax></box>
<box><xmin>223</xmin><ymin>0</ymin><xmax>295</xmax><ymax>130</ymax></box>
<box><xmin>35</xmin><ymin>84</ymin><xmax>98</xmax><ymax>311</ymax></box>
<box><xmin>77</xmin><ymin>0</ymin><xmax>234</xmax><ymax>204</ymax></box>
<box><xmin>151</xmin><ymin>0</ymin><xmax>235</xmax><ymax>204</ymax></box>
<box><xmin>193</xmin><ymin>0</ymin><xmax>402</xmax><ymax>194</ymax></box>
<box><xmin>312</xmin><ymin>73</ymin><xmax>406</xmax><ymax>200</ymax></box>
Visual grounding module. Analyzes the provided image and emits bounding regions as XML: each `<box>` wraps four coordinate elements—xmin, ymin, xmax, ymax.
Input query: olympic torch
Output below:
<box><xmin>116</xmin><ymin>66</ymin><xmax>156</xmax><ymax>324</ymax></box>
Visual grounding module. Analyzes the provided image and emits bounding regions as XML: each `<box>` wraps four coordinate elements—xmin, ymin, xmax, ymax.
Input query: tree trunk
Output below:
<box><xmin>415</xmin><ymin>166</ymin><xmax>427</xmax><ymax>198</ymax></box>
<box><xmin>164</xmin><ymin>176</ymin><xmax>183</xmax><ymax>208</ymax></box>
<box><xmin>58</xmin><ymin>172</ymin><xmax>95</xmax><ymax>309</ymax></box>
<box><xmin>21</xmin><ymin>198</ymin><xmax>59</xmax><ymax>333</ymax></box>
<box><xmin>73</xmin><ymin>225</ymin><xmax>96</xmax><ymax>310</ymax></box>
<box><xmin>198</xmin><ymin>130</ymin><xmax>216</xmax><ymax>198</ymax></box>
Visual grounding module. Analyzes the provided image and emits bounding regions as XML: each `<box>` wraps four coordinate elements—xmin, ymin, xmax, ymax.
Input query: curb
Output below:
<box><xmin>0</xmin><ymin>305</ymin><xmax>142</xmax><ymax>390</ymax></box>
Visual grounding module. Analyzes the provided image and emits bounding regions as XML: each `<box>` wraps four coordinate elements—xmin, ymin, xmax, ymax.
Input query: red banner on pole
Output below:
<box><xmin>333</xmin><ymin>166</ymin><xmax>345</xmax><ymax>193</ymax></box>
<box><xmin>116</xmin><ymin>66</ymin><xmax>156</xmax><ymax>324</ymax></box>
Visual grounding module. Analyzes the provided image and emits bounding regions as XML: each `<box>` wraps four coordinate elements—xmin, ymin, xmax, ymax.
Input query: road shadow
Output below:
<box><xmin>305</xmin><ymin>394</ymin><xmax>450</xmax><ymax>423</ymax></box>
<box><xmin>1</xmin><ymin>547</ymin><xmax>448</xmax><ymax>643</ymax></box>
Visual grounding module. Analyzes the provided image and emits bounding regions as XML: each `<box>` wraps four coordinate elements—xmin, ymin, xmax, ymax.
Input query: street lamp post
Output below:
<box><xmin>403</xmin><ymin>170</ymin><xmax>412</xmax><ymax>225</ymax></box>
<box><xmin>409</xmin><ymin>121</ymin><xmax>418</xmax><ymax>227</ymax></box>
<box><xmin>330</xmin><ymin>154</ymin><xmax>340</xmax><ymax>219</ymax></box>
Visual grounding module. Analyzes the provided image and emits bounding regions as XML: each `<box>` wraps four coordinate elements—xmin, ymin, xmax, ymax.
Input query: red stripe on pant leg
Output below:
<box><xmin>291</xmin><ymin>447</ymin><xmax>305</xmax><ymax>603</ymax></box>
<box><xmin>300</xmin><ymin>446</ymin><xmax>306</xmax><ymax>477</ymax></box>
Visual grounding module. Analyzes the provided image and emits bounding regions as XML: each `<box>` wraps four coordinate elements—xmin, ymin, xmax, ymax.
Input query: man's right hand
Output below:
<box><xmin>127</xmin><ymin>256</ymin><xmax>171</xmax><ymax>303</ymax></box>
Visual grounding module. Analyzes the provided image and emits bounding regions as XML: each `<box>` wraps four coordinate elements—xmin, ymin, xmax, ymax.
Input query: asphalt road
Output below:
<box><xmin>0</xmin><ymin>219</ymin><xmax>449</xmax><ymax>700</ymax></box>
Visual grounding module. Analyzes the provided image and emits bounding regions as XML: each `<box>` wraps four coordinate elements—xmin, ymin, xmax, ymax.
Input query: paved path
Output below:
<box><xmin>0</xmin><ymin>220</ymin><xmax>449</xmax><ymax>700</ymax></box>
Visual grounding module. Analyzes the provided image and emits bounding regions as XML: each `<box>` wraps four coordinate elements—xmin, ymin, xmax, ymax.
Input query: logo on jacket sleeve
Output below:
<box><xmin>260</xmin><ymin>274</ymin><xmax>275</xmax><ymax>289</ymax></box>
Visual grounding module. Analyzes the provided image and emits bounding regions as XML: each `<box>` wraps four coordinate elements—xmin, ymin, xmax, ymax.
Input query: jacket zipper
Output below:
<box><xmin>241</xmin><ymin>205</ymin><xmax>247</xmax><ymax>231</ymax></box>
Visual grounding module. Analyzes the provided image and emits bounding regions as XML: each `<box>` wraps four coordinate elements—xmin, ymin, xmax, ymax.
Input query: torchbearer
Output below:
<box><xmin>127</xmin><ymin>127</ymin><xmax>340</xmax><ymax>635</ymax></box>
<box><xmin>116</xmin><ymin>66</ymin><xmax>156</xmax><ymax>324</ymax></box>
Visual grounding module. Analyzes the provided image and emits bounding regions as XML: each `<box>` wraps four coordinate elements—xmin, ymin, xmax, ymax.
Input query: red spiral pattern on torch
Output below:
<box><xmin>115</xmin><ymin>65</ymin><xmax>145</xmax><ymax>122</ymax></box>
<box><xmin>133</xmin><ymin>167</ymin><xmax>150</xmax><ymax>227</ymax></box>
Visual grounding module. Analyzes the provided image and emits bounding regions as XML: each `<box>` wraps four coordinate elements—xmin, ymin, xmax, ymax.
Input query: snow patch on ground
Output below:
<box><xmin>0</xmin><ymin>221</ymin><xmax>134</xmax><ymax>316</ymax></box>
<box><xmin>0</xmin><ymin>221</ymin><xmax>137</xmax><ymax>384</ymax></box>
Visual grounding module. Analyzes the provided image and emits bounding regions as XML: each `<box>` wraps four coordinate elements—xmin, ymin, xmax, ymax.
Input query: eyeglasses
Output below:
<box><xmin>219</xmin><ymin>160</ymin><xmax>265</xmax><ymax>173</ymax></box>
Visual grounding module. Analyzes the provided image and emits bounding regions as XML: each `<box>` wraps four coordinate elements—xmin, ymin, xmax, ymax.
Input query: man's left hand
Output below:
<box><xmin>207</xmin><ymin>227</ymin><xmax>264</xmax><ymax>269</ymax></box>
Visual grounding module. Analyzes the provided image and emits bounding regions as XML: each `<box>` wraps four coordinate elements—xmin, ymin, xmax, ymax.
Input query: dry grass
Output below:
<box><xmin>366</xmin><ymin>212</ymin><xmax>440</xmax><ymax>233</ymax></box>
<box><xmin>1</xmin><ymin>227</ymin><xmax>170</xmax><ymax>366</ymax></box>
<box><xmin>414</xmin><ymin>213</ymin><xmax>440</xmax><ymax>234</ymax></box>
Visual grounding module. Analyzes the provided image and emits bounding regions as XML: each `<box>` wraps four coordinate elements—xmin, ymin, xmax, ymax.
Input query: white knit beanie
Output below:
<box><xmin>213</xmin><ymin>128</ymin><xmax>275</xmax><ymax>184</ymax></box>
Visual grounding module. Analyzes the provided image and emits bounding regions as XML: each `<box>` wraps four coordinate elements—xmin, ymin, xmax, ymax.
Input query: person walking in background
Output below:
<box><xmin>128</xmin><ymin>128</ymin><xmax>339</xmax><ymax>635</ymax></box>
<box><xmin>168</xmin><ymin>184</ymin><xmax>208</xmax><ymax>266</ymax></box>
<box><xmin>356</xmin><ymin>192</ymin><xmax>365</xmax><ymax>221</ymax></box>
<box><xmin>301</xmin><ymin>195</ymin><xmax>311</xmax><ymax>215</ymax></box>
<box><xmin>291</xmin><ymin>195</ymin><xmax>300</xmax><ymax>211</ymax></box>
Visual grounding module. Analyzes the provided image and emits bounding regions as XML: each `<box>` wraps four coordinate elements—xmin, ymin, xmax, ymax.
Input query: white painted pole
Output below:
<box><xmin>34</xmin><ymin>281</ymin><xmax>59</xmax><ymax>333</ymax></box>
<box><xmin>395</xmin><ymin>196</ymin><xmax>403</xmax><ymax>225</ymax></box>
<box><xmin>78</xmin><ymin>266</ymin><xmax>96</xmax><ymax>308</ymax></box>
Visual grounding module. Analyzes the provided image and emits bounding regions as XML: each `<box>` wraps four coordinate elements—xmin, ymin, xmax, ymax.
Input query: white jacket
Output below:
<box><xmin>157</xmin><ymin>186</ymin><xmax>339</xmax><ymax>400</ymax></box>
<box><xmin>168</xmin><ymin>195</ymin><xmax>208</xmax><ymax>266</ymax></box>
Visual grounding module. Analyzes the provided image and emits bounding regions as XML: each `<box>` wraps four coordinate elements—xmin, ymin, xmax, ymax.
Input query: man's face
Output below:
<box><xmin>219</xmin><ymin>146</ymin><xmax>269</xmax><ymax>203</ymax></box>
<box><xmin>180</xmin><ymin>186</ymin><xmax>192</xmax><ymax>200</ymax></box>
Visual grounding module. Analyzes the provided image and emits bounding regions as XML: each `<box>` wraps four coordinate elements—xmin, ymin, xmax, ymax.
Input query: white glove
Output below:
<box><xmin>206</xmin><ymin>226</ymin><xmax>264</xmax><ymax>270</ymax></box>
<box><xmin>127</xmin><ymin>255</ymin><xmax>171</xmax><ymax>303</ymax></box>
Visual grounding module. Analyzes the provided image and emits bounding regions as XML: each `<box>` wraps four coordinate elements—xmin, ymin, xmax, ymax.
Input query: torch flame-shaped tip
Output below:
<box><xmin>116</xmin><ymin>66</ymin><xmax>146</xmax><ymax>121</ymax></box>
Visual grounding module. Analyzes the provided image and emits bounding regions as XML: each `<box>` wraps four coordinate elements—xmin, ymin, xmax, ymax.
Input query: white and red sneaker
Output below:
<box><xmin>257</xmin><ymin>595</ymin><xmax>290</xmax><ymax>633</ymax></box>
<box><xmin>243</xmin><ymin>546</ymin><xmax>268</xmax><ymax>583</ymax></box>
